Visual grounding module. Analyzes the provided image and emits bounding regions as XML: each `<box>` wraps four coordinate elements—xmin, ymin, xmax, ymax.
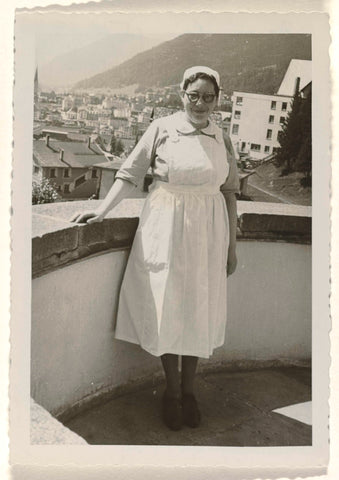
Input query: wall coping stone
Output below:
<box><xmin>31</xmin><ymin>398</ymin><xmax>87</xmax><ymax>444</ymax></box>
<box><xmin>32</xmin><ymin>199</ymin><xmax>311</xmax><ymax>278</ymax></box>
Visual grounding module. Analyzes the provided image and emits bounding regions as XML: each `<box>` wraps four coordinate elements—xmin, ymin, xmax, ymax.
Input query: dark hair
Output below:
<box><xmin>182</xmin><ymin>72</ymin><xmax>220</xmax><ymax>96</ymax></box>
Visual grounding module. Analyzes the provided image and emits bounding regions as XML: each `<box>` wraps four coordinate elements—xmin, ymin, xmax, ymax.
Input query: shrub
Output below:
<box><xmin>32</xmin><ymin>177</ymin><xmax>60</xmax><ymax>205</ymax></box>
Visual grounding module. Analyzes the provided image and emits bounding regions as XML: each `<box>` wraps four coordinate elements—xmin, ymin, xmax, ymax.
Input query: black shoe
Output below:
<box><xmin>182</xmin><ymin>393</ymin><xmax>201</xmax><ymax>428</ymax></box>
<box><xmin>162</xmin><ymin>394</ymin><xmax>183</xmax><ymax>431</ymax></box>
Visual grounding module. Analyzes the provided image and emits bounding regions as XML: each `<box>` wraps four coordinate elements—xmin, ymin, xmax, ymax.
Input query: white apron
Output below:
<box><xmin>115</xmin><ymin>120</ymin><xmax>230</xmax><ymax>358</ymax></box>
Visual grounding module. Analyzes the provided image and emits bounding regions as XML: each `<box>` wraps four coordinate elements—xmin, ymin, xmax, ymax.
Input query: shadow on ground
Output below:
<box><xmin>64</xmin><ymin>367</ymin><xmax>312</xmax><ymax>446</ymax></box>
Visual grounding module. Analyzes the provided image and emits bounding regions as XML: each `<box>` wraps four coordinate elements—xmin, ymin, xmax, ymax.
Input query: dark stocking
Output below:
<box><xmin>181</xmin><ymin>355</ymin><xmax>199</xmax><ymax>395</ymax></box>
<box><xmin>160</xmin><ymin>354</ymin><xmax>180</xmax><ymax>398</ymax></box>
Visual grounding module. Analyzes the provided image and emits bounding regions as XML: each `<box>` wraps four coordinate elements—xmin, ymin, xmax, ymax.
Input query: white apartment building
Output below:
<box><xmin>230</xmin><ymin>92</ymin><xmax>292</xmax><ymax>159</ymax></box>
<box><xmin>230</xmin><ymin>59</ymin><xmax>312</xmax><ymax>160</ymax></box>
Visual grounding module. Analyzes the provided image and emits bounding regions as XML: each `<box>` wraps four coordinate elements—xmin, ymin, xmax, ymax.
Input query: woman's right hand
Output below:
<box><xmin>70</xmin><ymin>211</ymin><xmax>104</xmax><ymax>224</ymax></box>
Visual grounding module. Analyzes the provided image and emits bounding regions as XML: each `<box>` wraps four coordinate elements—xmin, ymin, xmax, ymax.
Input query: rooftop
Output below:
<box><xmin>232</xmin><ymin>91</ymin><xmax>292</xmax><ymax>100</ymax></box>
<box><xmin>33</xmin><ymin>138</ymin><xmax>107</xmax><ymax>168</ymax></box>
<box><xmin>93</xmin><ymin>158</ymin><xmax>125</xmax><ymax>170</ymax></box>
<box><xmin>277</xmin><ymin>59</ymin><xmax>312</xmax><ymax>96</ymax></box>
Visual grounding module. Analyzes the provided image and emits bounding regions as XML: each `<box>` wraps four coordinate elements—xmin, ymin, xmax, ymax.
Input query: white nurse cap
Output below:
<box><xmin>180</xmin><ymin>66</ymin><xmax>221</xmax><ymax>90</ymax></box>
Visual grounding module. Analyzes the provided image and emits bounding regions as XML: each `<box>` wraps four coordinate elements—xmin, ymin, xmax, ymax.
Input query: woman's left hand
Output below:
<box><xmin>227</xmin><ymin>249</ymin><xmax>237</xmax><ymax>277</ymax></box>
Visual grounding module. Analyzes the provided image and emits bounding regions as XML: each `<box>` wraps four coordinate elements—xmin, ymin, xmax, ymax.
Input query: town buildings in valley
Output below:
<box><xmin>32</xmin><ymin>59</ymin><xmax>311</xmax><ymax>202</ymax></box>
<box><xmin>32</xmin><ymin>82</ymin><xmax>184</xmax><ymax>201</ymax></box>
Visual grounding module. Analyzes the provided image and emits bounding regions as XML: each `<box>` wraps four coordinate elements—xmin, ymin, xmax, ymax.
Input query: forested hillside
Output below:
<box><xmin>74</xmin><ymin>33</ymin><xmax>311</xmax><ymax>95</ymax></box>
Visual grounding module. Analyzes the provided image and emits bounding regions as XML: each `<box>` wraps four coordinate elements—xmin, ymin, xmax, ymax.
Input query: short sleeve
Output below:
<box><xmin>220</xmin><ymin>132</ymin><xmax>240</xmax><ymax>195</ymax></box>
<box><xmin>115</xmin><ymin>120</ymin><xmax>159</xmax><ymax>187</ymax></box>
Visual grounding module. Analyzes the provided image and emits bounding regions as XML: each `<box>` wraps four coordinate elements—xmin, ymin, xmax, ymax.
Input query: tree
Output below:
<box><xmin>110</xmin><ymin>132</ymin><xmax>117</xmax><ymax>154</ymax></box>
<box><xmin>115</xmin><ymin>139</ymin><xmax>124</xmax><ymax>156</ymax></box>
<box><xmin>275</xmin><ymin>92</ymin><xmax>303</xmax><ymax>174</ymax></box>
<box><xmin>294</xmin><ymin>92</ymin><xmax>312</xmax><ymax>186</ymax></box>
<box><xmin>32</xmin><ymin>178</ymin><xmax>60</xmax><ymax>205</ymax></box>
<box><xmin>275</xmin><ymin>88</ymin><xmax>312</xmax><ymax>186</ymax></box>
<box><xmin>110</xmin><ymin>133</ymin><xmax>124</xmax><ymax>156</ymax></box>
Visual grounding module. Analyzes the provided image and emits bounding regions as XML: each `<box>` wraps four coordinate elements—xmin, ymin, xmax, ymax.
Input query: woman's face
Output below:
<box><xmin>182</xmin><ymin>78</ymin><xmax>218</xmax><ymax>128</ymax></box>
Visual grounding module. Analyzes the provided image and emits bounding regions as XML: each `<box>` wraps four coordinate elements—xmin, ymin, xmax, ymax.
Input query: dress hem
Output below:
<box><xmin>114</xmin><ymin>333</ymin><xmax>224</xmax><ymax>359</ymax></box>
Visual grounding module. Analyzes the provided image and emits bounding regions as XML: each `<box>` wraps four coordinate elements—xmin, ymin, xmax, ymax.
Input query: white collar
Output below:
<box><xmin>173</xmin><ymin>111</ymin><xmax>223</xmax><ymax>143</ymax></box>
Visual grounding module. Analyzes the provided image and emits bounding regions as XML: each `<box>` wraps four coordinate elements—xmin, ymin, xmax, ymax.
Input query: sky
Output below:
<box><xmin>15</xmin><ymin>12</ymin><xmax>180</xmax><ymax>66</ymax></box>
<box><xmin>14</xmin><ymin>10</ymin><xmax>317</xmax><ymax>90</ymax></box>
<box><xmin>14</xmin><ymin>12</ymin><xmax>179</xmax><ymax>88</ymax></box>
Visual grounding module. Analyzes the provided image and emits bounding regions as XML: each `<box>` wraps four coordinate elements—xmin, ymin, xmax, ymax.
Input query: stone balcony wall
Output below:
<box><xmin>31</xmin><ymin>199</ymin><xmax>312</xmax><ymax>419</ymax></box>
<box><xmin>32</xmin><ymin>199</ymin><xmax>311</xmax><ymax>278</ymax></box>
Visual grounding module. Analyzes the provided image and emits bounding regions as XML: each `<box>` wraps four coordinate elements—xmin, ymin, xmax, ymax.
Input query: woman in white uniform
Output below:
<box><xmin>71</xmin><ymin>66</ymin><xmax>239</xmax><ymax>431</ymax></box>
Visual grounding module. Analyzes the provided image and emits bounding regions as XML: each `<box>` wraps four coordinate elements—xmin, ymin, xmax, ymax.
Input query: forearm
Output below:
<box><xmin>224</xmin><ymin>193</ymin><xmax>238</xmax><ymax>252</ymax></box>
<box><xmin>96</xmin><ymin>178</ymin><xmax>135</xmax><ymax>217</ymax></box>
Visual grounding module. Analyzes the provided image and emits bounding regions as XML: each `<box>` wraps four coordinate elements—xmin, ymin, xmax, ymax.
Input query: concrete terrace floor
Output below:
<box><xmin>64</xmin><ymin>367</ymin><xmax>312</xmax><ymax>446</ymax></box>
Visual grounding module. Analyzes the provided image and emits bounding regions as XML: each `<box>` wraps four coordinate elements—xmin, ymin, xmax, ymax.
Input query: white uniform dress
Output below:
<box><xmin>114</xmin><ymin>111</ymin><xmax>239</xmax><ymax>359</ymax></box>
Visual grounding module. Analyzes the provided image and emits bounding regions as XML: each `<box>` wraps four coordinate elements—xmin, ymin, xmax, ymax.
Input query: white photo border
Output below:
<box><xmin>9</xmin><ymin>5</ymin><xmax>331</xmax><ymax>478</ymax></box>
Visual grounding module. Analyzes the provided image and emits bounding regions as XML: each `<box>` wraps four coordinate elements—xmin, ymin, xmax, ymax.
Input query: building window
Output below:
<box><xmin>241</xmin><ymin>141</ymin><xmax>246</xmax><ymax>151</ymax></box>
<box><xmin>234</xmin><ymin>110</ymin><xmax>241</xmax><ymax>119</ymax></box>
<box><xmin>64</xmin><ymin>168</ymin><xmax>70</xmax><ymax>178</ymax></box>
<box><xmin>236</xmin><ymin>96</ymin><xmax>243</xmax><ymax>106</ymax></box>
<box><xmin>266</xmin><ymin>129</ymin><xmax>273</xmax><ymax>140</ymax></box>
<box><xmin>75</xmin><ymin>175</ymin><xmax>86</xmax><ymax>188</ymax></box>
<box><xmin>280</xmin><ymin>116</ymin><xmax>286</xmax><ymax>125</ymax></box>
<box><xmin>50</xmin><ymin>168</ymin><xmax>56</xmax><ymax>178</ymax></box>
<box><xmin>34</xmin><ymin>166</ymin><xmax>40</xmax><ymax>174</ymax></box>
<box><xmin>250</xmin><ymin>143</ymin><xmax>261</xmax><ymax>151</ymax></box>
<box><xmin>282</xmin><ymin>102</ymin><xmax>288</xmax><ymax>111</ymax></box>
<box><xmin>271</xmin><ymin>101</ymin><xmax>277</xmax><ymax>110</ymax></box>
<box><xmin>57</xmin><ymin>185</ymin><xmax>62</xmax><ymax>192</ymax></box>
<box><xmin>269</xmin><ymin>115</ymin><xmax>274</xmax><ymax>123</ymax></box>
<box><xmin>264</xmin><ymin>146</ymin><xmax>270</xmax><ymax>153</ymax></box>
<box><xmin>64</xmin><ymin>184</ymin><xmax>70</xmax><ymax>193</ymax></box>
<box><xmin>91</xmin><ymin>169</ymin><xmax>98</xmax><ymax>179</ymax></box>
<box><xmin>232</xmin><ymin>124</ymin><xmax>239</xmax><ymax>135</ymax></box>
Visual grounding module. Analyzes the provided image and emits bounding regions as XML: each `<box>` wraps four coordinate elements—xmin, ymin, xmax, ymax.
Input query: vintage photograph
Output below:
<box><xmin>10</xmin><ymin>6</ymin><xmax>330</xmax><ymax>473</ymax></box>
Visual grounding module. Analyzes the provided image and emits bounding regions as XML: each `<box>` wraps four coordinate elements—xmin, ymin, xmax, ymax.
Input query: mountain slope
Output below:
<box><xmin>39</xmin><ymin>33</ymin><xmax>172</xmax><ymax>89</ymax></box>
<box><xmin>74</xmin><ymin>33</ymin><xmax>311</xmax><ymax>95</ymax></box>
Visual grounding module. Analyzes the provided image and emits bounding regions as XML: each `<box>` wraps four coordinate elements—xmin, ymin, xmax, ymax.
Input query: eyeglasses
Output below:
<box><xmin>184</xmin><ymin>92</ymin><xmax>217</xmax><ymax>104</ymax></box>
